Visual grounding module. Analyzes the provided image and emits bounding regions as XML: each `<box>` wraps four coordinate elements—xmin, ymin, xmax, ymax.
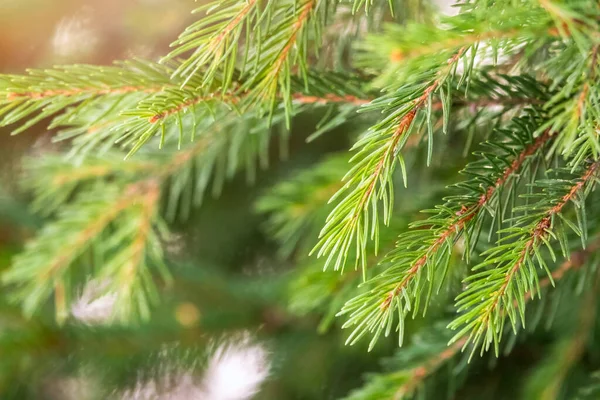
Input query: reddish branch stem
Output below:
<box><xmin>7</xmin><ymin>85</ymin><xmax>161</xmax><ymax>101</ymax></box>
<box><xmin>146</xmin><ymin>91</ymin><xmax>539</xmax><ymax>124</ymax></box>
<box><xmin>292</xmin><ymin>93</ymin><xmax>370</xmax><ymax>106</ymax></box>
<box><xmin>269</xmin><ymin>0</ymin><xmax>314</xmax><ymax>81</ymax></box>
<box><xmin>209</xmin><ymin>0</ymin><xmax>257</xmax><ymax>52</ymax></box>
<box><xmin>148</xmin><ymin>92</ymin><xmax>371</xmax><ymax>124</ymax></box>
<box><xmin>148</xmin><ymin>93</ymin><xmax>239</xmax><ymax>123</ymax></box>
<box><xmin>390</xmin><ymin>30</ymin><xmax>520</xmax><ymax>63</ymax></box>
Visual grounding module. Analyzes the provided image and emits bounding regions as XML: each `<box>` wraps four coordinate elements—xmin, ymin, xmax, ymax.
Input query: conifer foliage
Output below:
<box><xmin>3</xmin><ymin>0</ymin><xmax>600</xmax><ymax>397</ymax></box>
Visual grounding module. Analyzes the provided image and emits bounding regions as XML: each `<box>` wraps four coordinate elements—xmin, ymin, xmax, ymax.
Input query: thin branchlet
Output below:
<box><xmin>6</xmin><ymin>85</ymin><xmax>162</xmax><ymax>100</ymax></box>
<box><xmin>269</xmin><ymin>0</ymin><xmax>315</xmax><ymax>81</ymax></box>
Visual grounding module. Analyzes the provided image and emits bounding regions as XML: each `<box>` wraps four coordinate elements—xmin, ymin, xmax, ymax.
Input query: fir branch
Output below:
<box><xmin>452</xmin><ymin>158</ymin><xmax>600</xmax><ymax>356</ymax></box>
<box><xmin>6</xmin><ymin>85</ymin><xmax>158</xmax><ymax>100</ymax></box>
<box><xmin>0</xmin><ymin>59</ymin><xmax>374</xmax><ymax>156</ymax></box>
<box><xmin>345</xmin><ymin>238</ymin><xmax>600</xmax><ymax>400</ymax></box>
<box><xmin>8</xmin><ymin>110</ymin><xmax>293</xmax><ymax>320</ymax></box>
<box><xmin>313</xmin><ymin>71</ymin><xmax>547</xmax><ymax>285</ymax></box>
<box><xmin>116</xmin><ymin>89</ymin><xmax>234</xmax><ymax>154</ymax></box>
<box><xmin>397</xmin><ymin>244</ymin><xmax>598</xmax><ymax>398</ymax></box>
<box><xmin>142</xmin><ymin>86</ymin><xmax>368</xmax><ymax>126</ymax></box>
<box><xmin>7</xmin><ymin>2</ymin><xmax>600</xmax><ymax>391</ymax></box>
<box><xmin>381</xmin><ymin>126</ymin><xmax>550</xmax><ymax>303</ymax></box>
<box><xmin>312</xmin><ymin>49</ymin><xmax>466</xmax><ymax>276</ymax></box>
<box><xmin>0</xmin><ymin>61</ymin><xmax>173</xmax><ymax>136</ymax></box>
<box><xmin>267</xmin><ymin>0</ymin><xmax>314</xmax><ymax>78</ymax></box>
<box><xmin>339</xmin><ymin>115</ymin><xmax>552</xmax><ymax>350</ymax></box>
<box><xmin>146</xmin><ymin>93</ymin><xmax>239</xmax><ymax>124</ymax></box>
<box><xmin>108</xmin><ymin>71</ymin><xmax>370</xmax><ymax>155</ymax></box>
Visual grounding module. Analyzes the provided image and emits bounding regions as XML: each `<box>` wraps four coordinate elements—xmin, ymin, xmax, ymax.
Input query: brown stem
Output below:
<box><xmin>390</xmin><ymin>29</ymin><xmax>521</xmax><ymax>63</ymax></box>
<box><xmin>269</xmin><ymin>0</ymin><xmax>315</xmax><ymax>82</ymax></box>
<box><xmin>207</xmin><ymin>0</ymin><xmax>257</xmax><ymax>54</ymax></box>
<box><xmin>292</xmin><ymin>93</ymin><xmax>370</xmax><ymax>106</ymax></box>
<box><xmin>148</xmin><ymin>93</ymin><xmax>240</xmax><ymax>123</ymax></box>
<box><xmin>7</xmin><ymin>85</ymin><xmax>162</xmax><ymax>101</ymax></box>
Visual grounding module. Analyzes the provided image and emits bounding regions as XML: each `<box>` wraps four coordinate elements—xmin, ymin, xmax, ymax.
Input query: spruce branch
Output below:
<box><xmin>345</xmin><ymin>237</ymin><xmax>600</xmax><ymax>400</ymax></box>
<box><xmin>10</xmin><ymin>83</ymin><xmax>367</xmax><ymax>323</ymax></box>
<box><xmin>0</xmin><ymin>61</ymin><xmax>173</xmax><ymax>136</ymax></box>
<box><xmin>311</xmin><ymin>48</ymin><xmax>466</xmax><ymax>276</ymax></box>
<box><xmin>93</xmin><ymin>70</ymin><xmax>371</xmax><ymax>156</ymax></box>
<box><xmin>451</xmin><ymin>158</ymin><xmax>600</xmax><ymax>356</ymax></box>
<box><xmin>382</xmin><ymin>127</ymin><xmax>550</xmax><ymax>301</ymax></box>
<box><xmin>415</xmin><ymin>241</ymin><xmax>600</xmax><ymax>396</ymax></box>
<box><xmin>0</xmin><ymin>60</ymin><xmax>371</xmax><ymax>157</ymax></box>
<box><xmin>5</xmin><ymin>2</ymin><xmax>600</xmax><ymax>393</ymax></box>
<box><xmin>116</xmin><ymin>89</ymin><xmax>236</xmax><ymax>155</ymax></box>
<box><xmin>6</xmin><ymin>114</ymin><xmax>287</xmax><ymax>320</ymax></box>
<box><xmin>338</xmin><ymin>113</ymin><xmax>552</xmax><ymax>350</ymax></box>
